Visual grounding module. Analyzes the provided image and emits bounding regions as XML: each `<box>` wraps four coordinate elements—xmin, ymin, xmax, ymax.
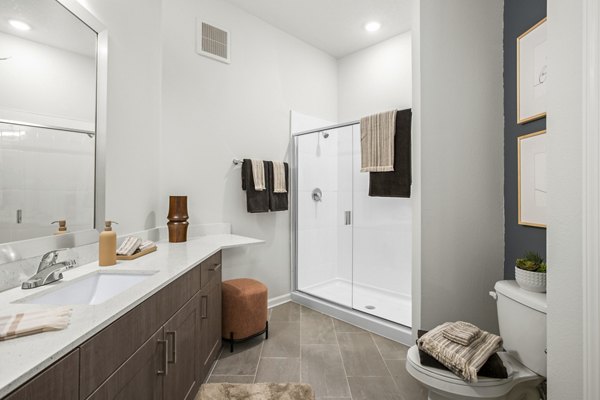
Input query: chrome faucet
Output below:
<box><xmin>21</xmin><ymin>249</ymin><xmax>77</xmax><ymax>289</ymax></box>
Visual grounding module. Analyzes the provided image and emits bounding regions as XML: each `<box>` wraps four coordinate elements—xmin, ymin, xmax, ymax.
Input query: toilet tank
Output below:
<box><xmin>493</xmin><ymin>280</ymin><xmax>547</xmax><ymax>377</ymax></box>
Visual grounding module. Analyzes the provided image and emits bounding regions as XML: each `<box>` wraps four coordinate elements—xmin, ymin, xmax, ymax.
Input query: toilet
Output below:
<box><xmin>406</xmin><ymin>280</ymin><xmax>546</xmax><ymax>400</ymax></box>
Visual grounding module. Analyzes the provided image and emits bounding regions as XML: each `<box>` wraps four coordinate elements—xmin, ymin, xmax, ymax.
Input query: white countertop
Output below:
<box><xmin>0</xmin><ymin>234</ymin><xmax>263</xmax><ymax>398</ymax></box>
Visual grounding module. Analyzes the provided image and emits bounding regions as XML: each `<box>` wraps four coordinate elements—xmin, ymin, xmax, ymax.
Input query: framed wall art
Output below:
<box><xmin>518</xmin><ymin>130</ymin><xmax>547</xmax><ymax>228</ymax></box>
<box><xmin>517</xmin><ymin>18</ymin><xmax>547</xmax><ymax>124</ymax></box>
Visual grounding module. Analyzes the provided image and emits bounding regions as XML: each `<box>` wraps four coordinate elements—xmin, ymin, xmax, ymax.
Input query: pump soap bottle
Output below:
<box><xmin>52</xmin><ymin>220</ymin><xmax>68</xmax><ymax>235</ymax></box>
<box><xmin>99</xmin><ymin>221</ymin><xmax>118</xmax><ymax>266</ymax></box>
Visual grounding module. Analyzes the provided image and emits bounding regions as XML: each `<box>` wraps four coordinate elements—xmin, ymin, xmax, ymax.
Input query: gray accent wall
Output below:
<box><xmin>503</xmin><ymin>0</ymin><xmax>547</xmax><ymax>279</ymax></box>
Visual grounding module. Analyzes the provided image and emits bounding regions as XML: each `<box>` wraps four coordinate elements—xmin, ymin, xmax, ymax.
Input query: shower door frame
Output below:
<box><xmin>290</xmin><ymin>120</ymin><xmax>359</xmax><ymax>308</ymax></box>
<box><xmin>290</xmin><ymin>121</ymin><xmax>412</xmax><ymax>344</ymax></box>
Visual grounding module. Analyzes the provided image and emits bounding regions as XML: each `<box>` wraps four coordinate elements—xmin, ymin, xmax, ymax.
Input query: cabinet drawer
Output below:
<box><xmin>80</xmin><ymin>266</ymin><xmax>200</xmax><ymax>398</ymax></box>
<box><xmin>5</xmin><ymin>350</ymin><xmax>79</xmax><ymax>400</ymax></box>
<box><xmin>200</xmin><ymin>251</ymin><xmax>221</xmax><ymax>289</ymax></box>
<box><xmin>86</xmin><ymin>329</ymin><xmax>163</xmax><ymax>400</ymax></box>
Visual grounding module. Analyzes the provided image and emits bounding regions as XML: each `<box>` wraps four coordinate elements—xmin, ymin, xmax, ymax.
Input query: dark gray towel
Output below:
<box><xmin>368</xmin><ymin>109</ymin><xmax>412</xmax><ymax>197</ymax></box>
<box><xmin>241</xmin><ymin>159</ymin><xmax>269</xmax><ymax>213</ymax></box>
<box><xmin>266</xmin><ymin>161</ymin><xmax>289</xmax><ymax>212</ymax></box>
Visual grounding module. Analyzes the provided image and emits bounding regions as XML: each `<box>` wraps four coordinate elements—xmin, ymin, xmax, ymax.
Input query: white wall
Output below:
<box><xmin>0</xmin><ymin>32</ymin><xmax>95</xmax><ymax>131</ymax></box>
<box><xmin>160</xmin><ymin>0</ymin><xmax>338</xmax><ymax>299</ymax></box>
<box><xmin>546</xmin><ymin>0</ymin><xmax>584</xmax><ymax>397</ymax></box>
<box><xmin>338</xmin><ymin>33</ymin><xmax>412</xmax><ymax>122</ymax></box>
<box><xmin>417</xmin><ymin>0</ymin><xmax>504</xmax><ymax>333</ymax></box>
<box><xmin>77</xmin><ymin>0</ymin><xmax>163</xmax><ymax>235</ymax></box>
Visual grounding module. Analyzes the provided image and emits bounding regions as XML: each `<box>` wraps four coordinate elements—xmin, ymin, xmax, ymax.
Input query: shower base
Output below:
<box><xmin>298</xmin><ymin>278</ymin><xmax>411</xmax><ymax>327</ymax></box>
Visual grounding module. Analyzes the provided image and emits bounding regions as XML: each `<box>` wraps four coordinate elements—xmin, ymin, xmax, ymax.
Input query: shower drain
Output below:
<box><xmin>365</xmin><ymin>305</ymin><xmax>376</xmax><ymax>310</ymax></box>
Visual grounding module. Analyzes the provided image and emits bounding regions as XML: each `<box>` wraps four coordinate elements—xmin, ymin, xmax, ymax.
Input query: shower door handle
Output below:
<box><xmin>345</xmin><ymin>211</ymin><xmax>352</xmax><ymax>225</ymax></box>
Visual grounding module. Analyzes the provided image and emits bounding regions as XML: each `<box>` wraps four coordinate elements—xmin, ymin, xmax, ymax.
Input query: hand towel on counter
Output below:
<box><xmin>250</xmin><ymin>159</ymin><xmax>266</xmax><ymax>191</ymax></box>
<box><xmin>360</xmin><ymin>110</ymin><xmax>397</xmax><ymax>172</ymax></box>
<box><xmin>417</xmin><ymin>322</ymin><xmax>503</xmax><ymax>383</ymax></box>
<box><xmin>0</xmin><ymin>307</ymin><xmax>72</xmax><ymax>341</ymax></box>
<box><xmin>369</xmin><ymin>109</ymin><xmax>412</xmax><ymax>198</ymax></box>
<box><xmin>242</xmin><ymin>159</ymin><xmax>270</xmax><ymax>213</ymax></box>
<box><xmin>442</xmin><ymin>321</ymin><xmax>482</xmax><ymax>346</ymax></box>
<box><xmin>266</xmin><ymin>161</ymin><xmax>289</xmax><ymax>211</ymax></box>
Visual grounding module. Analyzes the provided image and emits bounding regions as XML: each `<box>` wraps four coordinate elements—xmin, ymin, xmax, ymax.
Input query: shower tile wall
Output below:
<box><xmin>0</xmin><ymin>123</ymin><xmax>95</xmax><ymax>242</ymax></box>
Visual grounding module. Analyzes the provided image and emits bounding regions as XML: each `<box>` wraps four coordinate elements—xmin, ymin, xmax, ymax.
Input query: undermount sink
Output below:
<box><xmin>17</xmin><ymin>270</ymin><xmax>158</xmax><ymax>306</ymax></box>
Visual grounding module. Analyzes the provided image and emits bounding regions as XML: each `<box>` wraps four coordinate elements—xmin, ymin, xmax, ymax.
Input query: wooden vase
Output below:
<box><xmin>167</xmin><ymin>196</ymin><xmax>189</xmax><ymax>243</ymax></box>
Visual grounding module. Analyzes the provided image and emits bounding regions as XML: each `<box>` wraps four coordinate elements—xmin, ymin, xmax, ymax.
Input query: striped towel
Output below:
<box><xmin>250</xmin><ymin>159</ymin><xmax>266</xmax><ymax>191</ymax></box>
<box><xmin>360</xmin><ymin>110</ymin><xmax>397</xmax><ymax>172</ymax></box>
<box><xmin>442</xmin><ymin>321</ymin><xmax>482</xmax><ymax>346</ymax></box>
<box><xmin>272</xmin><ymin>161</ymin><xmax>287</xmax><ymax>193</ymax></box>
<box><xmin>417</xmin><ymin>322</ymin><xmax>503</xmax><ymax>383</ymax></box>
<box><xmin>0</xmin><ymin>307</ymin><xmax>72</xmax><ymax>341</ymax></box>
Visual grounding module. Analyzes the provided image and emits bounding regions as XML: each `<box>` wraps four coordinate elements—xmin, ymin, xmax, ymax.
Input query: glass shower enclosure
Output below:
<box><xmin>292</xmin><ymin>122</ymin><xmax>412</xmax><ymax>327</ymax></box>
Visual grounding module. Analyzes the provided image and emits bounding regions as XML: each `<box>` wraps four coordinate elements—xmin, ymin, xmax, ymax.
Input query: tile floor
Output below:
<box><xmin>205</xmin><ymin>302</ymin><xmax>428</xmax><ymax>400</ymax></box>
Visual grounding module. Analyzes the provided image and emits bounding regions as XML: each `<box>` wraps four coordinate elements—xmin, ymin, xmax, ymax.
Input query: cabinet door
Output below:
<box><xmin>87</xmin><ymin>329</ymin><xmax>163</xmax><ymax>400</ymax></box>
<box><xmin>198</xmin><ymin>286</ymin><xmax>211</xmax><ymax>380</ymax></box>
<box><xmin>207</xmin><ymin>268</ymin><xmax>222</xmax><ymax>364</ymax></box>
<box><xmin>164</xmin><ymin>294</ymin><xmax>200</xmax><ymax>400</ymax></box>
<box><xmin>5</xmin><ymin>350</ymin><xmax>79</xmax><ymax>400</ymax></box>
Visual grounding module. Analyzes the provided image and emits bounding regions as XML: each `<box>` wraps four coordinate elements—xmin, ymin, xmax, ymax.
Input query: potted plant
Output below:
<box><xmin>515</xmin><ymin>252</ymin><xmax>547</xmax><ymax>293</ymax></box>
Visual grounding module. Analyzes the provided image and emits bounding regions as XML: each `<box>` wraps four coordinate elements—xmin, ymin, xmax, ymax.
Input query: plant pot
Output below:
<box><xmin>515</xmin><ymin>266</ymin><xmax>546</xmax><ymax>293</ymax></box>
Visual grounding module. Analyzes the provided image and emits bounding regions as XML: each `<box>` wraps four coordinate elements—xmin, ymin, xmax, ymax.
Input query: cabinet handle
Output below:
<box><xmin>157</xmin><ymin>339</ymin><xmax>168</xmax><ymax>376</ymax></box>
<box><xmin>201</xmin><ymin>295</ymin><xmax>208</xmax><ymax>319</ymax></box>
<box><xmin>208</xmin><ymin>263</ymin><xmax>221</xmax><ymax>272</ymax></box>
<box><xmin>166</xmin><ymin>331</ymin><xmax>176</xmax><ymax>364</ymax></box>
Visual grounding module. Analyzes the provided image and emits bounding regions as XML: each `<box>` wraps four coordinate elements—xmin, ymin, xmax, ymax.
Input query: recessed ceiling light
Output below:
<box><xmin>365</xmin><ymin>21</ymin><xmax>381</xmax><ymax>32</ymax></box>
<box><xmin>9</xmin><ymin>19</ymin><xmax>31</xmax><ymax>31</ymax></box>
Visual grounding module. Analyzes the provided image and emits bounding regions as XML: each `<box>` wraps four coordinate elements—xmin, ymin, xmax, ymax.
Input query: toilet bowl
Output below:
<box><xmin>406</xmin><ymin>280</ymin><xmax>547</xmax><ymax>400</ymax></box>
<box><xmin>406</xmin><ymin>346</ymin><xmax>543</xmax><ymax>400</ymax></box>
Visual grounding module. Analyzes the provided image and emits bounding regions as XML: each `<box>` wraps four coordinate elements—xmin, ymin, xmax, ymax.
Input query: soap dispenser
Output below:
<box><xmin>99</xmin><ymin>221</ymin><xmax>118</xmax><ymax>267</ymax></box>
<box><xmin>51</xmin><ymin>220</ymin><xmax>68</xmax><ymax>235</ymax></box>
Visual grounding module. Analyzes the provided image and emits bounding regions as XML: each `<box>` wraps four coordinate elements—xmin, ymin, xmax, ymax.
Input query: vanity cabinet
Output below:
<box><xmin>5</xmin><ymin>350</ymin><xmax>79</xmax><ymax>400</ymax></box>
<box><xmin>198</xmin><ymin>251</ymin><xmax>222</xmax><ymax>378</ymax></box>
<box><xmin>3</xmin><ymin>251</ymin><xmax>223</xmax><ymax>400</ymax></box>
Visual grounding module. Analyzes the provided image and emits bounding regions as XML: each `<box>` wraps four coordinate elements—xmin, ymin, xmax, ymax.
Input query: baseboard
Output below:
<box><xmin>268</xmin><ymin>293</ymin><xmax>291</xmax><ymax>308</ymax></box>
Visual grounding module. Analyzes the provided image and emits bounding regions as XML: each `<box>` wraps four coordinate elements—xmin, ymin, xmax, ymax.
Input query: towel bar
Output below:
<box><xmin>232</xmin><ymin>159</ymin><xmax>244</xmax><ymax>165</ymax></box>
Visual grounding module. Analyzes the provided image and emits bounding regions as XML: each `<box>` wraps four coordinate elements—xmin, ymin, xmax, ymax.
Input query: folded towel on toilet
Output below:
<box><xmin>442</xmin><ymin>321</ymin><xmax>482</xmax><ymax>346</ymax></box>
<box><xmin>417</xmin><ymin>322</ymin><xmax>503</xmax><ymax>383</ymax></box>
<box><xmin>417</xmin><ymin>330</ymin><xmax>508</xmax><ymax>379</ymax></box>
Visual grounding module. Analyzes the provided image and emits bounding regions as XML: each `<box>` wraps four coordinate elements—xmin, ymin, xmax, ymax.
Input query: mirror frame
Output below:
<box><xmin>0</xmin><ymin>0</ymin><xmax>107</xmax><ymax>265</ymax></box>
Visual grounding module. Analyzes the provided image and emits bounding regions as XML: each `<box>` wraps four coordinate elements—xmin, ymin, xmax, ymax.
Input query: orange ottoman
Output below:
<box><xmin>222</xmin><ymin>278</ymin><xmax>268</xmax><ymax>352</ymax></box>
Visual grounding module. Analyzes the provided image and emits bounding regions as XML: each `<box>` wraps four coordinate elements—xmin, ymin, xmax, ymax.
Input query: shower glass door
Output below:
<box><xmin>295</xmin><ymin>125</ymin><xmax>353</xmax><ymax>308</ymax></box>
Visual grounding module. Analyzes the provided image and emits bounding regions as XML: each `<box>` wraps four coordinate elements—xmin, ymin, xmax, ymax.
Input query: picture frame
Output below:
<box><xmin>517</xmin><ymin>18</ymin><xmax>547</xmax><ymax>124</ymax></box>
<box><xmin>518</xmin><ymin>130</ymin><xmax>547</xmax><ymax>228</ymax></box>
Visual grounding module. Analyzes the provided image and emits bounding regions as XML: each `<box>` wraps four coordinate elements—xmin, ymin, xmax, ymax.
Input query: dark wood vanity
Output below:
<box><xmin>4</xmin><ymin>251</ymin><xmax>223</xmax><ymax>400</ymax></box>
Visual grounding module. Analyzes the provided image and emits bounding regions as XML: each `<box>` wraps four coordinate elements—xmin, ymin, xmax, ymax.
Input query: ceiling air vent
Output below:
<box><xmin>196</xmin><ymin>20</ymin><xmax>230</xmax><ymax>63</ymax></box>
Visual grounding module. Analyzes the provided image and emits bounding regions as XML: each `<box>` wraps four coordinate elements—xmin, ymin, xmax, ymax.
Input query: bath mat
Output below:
<box><xmin>196</xmin><ymin>383</ymin><xmax>315</xmax><ymax>400</ymax></box>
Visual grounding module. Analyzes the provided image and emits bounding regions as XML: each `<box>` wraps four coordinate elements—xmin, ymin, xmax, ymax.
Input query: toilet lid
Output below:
<box><xmin>406</xmin><ymin>346</ymin><xmax>538</xmax><ymax>388</ymax></box>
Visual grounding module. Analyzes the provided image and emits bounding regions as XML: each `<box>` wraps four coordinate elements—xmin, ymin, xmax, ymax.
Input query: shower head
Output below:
<box><xmin>321</xmin><ymin>131</ymin><xmax>329</xmax><ymax>139</ymax></box>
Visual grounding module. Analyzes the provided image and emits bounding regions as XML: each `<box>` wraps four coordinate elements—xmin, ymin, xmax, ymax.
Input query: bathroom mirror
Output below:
<box><xmin>0</xmin><ymin>0</ymin><xmax>106</xmax><ymax>261</ymax></box>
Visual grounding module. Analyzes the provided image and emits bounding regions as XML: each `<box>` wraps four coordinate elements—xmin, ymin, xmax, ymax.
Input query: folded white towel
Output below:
<box><xmin>272</xmin><ymin>161</ymin><xmax>287</xmax><ymax>193</ymax></box>
<box><xmin>0</xmin><ymin>307</ymin><xmax>72</xmax><ymax>341</ymax></box>
<box><xmin>360</xmin><ymin>110</ymin><xmax>397</xmax><ymax>172</ymax></box>
<box><xmin>251</xmin><ymin>159</ymin><xmax>266</xmax><ymax>191</ymax></box>
<box><xmin>117</xmin><ymin>236</ymin><xmax>142</xmax><ymax>256</ymax></box>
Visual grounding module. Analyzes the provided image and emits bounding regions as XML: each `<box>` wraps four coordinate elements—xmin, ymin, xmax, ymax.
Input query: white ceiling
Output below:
<box><xmin>0</xmin><ymin>0</ymin><xmax>96</xmax><ymax>58</ymax></box>
<box><xmin>223</xmin><ymin>0</ymin><xmax>412</xmax><ymax>59</ymax></box>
